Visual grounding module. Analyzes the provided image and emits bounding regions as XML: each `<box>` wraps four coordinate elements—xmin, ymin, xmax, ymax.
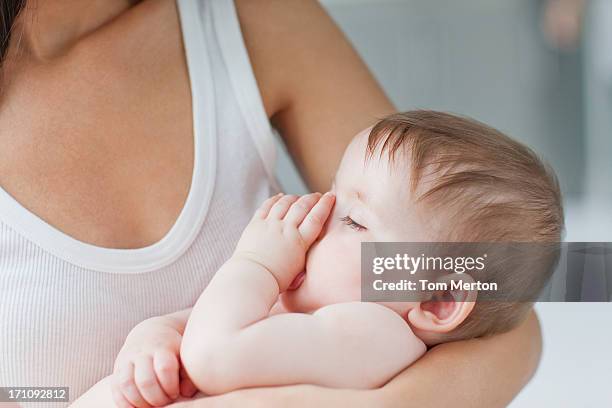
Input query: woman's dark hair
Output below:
<box><xmin>1</xmin><ymin>0</ymin><xmax>26</xmax><ymax>63</ymax></box>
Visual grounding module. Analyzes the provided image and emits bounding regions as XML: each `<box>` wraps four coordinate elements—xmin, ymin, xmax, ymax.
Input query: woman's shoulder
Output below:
<box><xmin>233</xmin><ymin>0</ymin><xmax>346</xmax><ymax>118</ymax></box>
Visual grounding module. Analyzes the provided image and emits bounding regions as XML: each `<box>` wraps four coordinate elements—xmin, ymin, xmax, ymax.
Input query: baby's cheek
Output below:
<box><xmin>322</xmin><ymin>243</ymin><xmax>362</xmax><ymax>300</ymax></box>
<box><xmin>343</xmin><ymin>238</ymin><xmax>366</xmax><ymax>299</ymax></box>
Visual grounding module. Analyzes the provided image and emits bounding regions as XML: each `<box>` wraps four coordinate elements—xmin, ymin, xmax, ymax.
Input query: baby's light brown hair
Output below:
<box><xmin>367</xmin><ymin>110</ymin><xmax>564</xmax><ymax>341</ymax></box>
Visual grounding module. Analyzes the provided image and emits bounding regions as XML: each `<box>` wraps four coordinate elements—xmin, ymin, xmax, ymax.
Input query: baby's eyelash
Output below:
<box><xmin>340</xmin><ymin>216</ymin><xmax>366</xmax><ymax>232</ymax></box>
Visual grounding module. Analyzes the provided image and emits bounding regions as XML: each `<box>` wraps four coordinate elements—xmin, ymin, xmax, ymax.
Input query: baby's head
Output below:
<box><xmin>282</xmin><ymin>110</ymin><xmax>564</xmax><ymax>344</ymax></box>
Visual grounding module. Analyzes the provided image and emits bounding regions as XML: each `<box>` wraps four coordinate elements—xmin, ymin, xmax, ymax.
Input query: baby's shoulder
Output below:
<box><xmin>315</xmin><ymin>302</ymin><xmax>427</xmax><ymax>375</ymax></box>
<box><xmin>315</xmin><ymin>301</ymin><xmax>399</xmax><ymax>318</ymax></box>
<box><xmin>314</xmin><ymin>302</ymin><xmax>415</xmax><ymax>339</ymax></box>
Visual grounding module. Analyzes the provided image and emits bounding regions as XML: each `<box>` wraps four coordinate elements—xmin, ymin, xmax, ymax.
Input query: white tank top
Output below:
<box><xmin>0</xmin><ymin>0</ymin><xmax>279</xmax><ymax>405</ymax></box>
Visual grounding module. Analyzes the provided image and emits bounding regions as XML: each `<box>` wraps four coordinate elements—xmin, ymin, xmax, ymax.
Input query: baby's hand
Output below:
<box><xmin>111</xmin><ymin>316</ymin><xmax>197</xmax><ymax>408</ymax></box>
<box><xmin>234</xmin><ymin>192</ymin><xmax>335</xmax><ymax>291</ymax></box>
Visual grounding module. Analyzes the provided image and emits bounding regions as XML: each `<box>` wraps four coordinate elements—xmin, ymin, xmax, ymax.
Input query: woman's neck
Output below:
<box><xmin>13</xmin><ymin>0</ymin><xmax>136</xmax><ymax>60</ymax></box>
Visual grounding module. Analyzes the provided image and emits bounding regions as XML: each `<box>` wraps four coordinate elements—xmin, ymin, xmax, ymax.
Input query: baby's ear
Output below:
<box><xmin>407</xmin><ymin>274</ymin><xmax>477</xmax><ymax>334</ymax></box>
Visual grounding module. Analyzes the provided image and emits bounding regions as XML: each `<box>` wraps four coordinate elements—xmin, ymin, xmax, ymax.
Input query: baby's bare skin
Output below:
<box><xmin>180</xmin><ymin>192</ymin><xmax>425</xmax><ymax>395</ymax></box>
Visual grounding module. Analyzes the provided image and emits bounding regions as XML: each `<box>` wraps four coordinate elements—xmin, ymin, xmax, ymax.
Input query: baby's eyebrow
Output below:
<box><xmin>355</xmin><ymin>190</ymin><xmax>368</xmax><ymax>205</ymax></box>
<box><xmin>353</xmin><ymin>189</ymin><xmax>380</xmax><ymax>224</ymax></box>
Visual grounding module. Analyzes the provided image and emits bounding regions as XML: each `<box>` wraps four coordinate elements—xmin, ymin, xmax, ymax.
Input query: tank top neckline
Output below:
<box><xmin>0</xmin><ymin>0</ymin><xmax>216</xmax><ymax>274</ymax></box>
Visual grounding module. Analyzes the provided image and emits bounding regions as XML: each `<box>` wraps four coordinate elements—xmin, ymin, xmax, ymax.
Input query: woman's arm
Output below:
<box><xmin>378</xmin><ymin>309</ymin><xmax>542</xmax><ymax>407</ymax></box>
<box><xmin>70</xmin><ymin>377</ymin><xmax>117</xmax><ymax>408</ymax></box>
<box><xmin>167</xmin><ymin>309</ymin><xmax>542</xmax><ymax>408</ymax></box>
<box><xmin>237</xmin><ymin>0</ymin><xmax>396</xmax><ymax>192</ymax></box>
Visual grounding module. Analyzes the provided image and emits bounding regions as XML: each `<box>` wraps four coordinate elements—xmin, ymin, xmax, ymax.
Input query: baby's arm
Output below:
<box><xmin>186</xmin><ymin>299</ymin><xmax>425</xmax><ymax>394</ymax></box>
<box><xmin>181</xmin><ymin>193</ymin><xmax>426</xmax><ymax>395</ymax></box>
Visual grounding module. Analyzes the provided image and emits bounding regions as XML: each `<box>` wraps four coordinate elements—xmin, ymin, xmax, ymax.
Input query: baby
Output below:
<box><xmin>110</xmin><ymin>110</ymin><xmax>564</xmax><ymax>406</ymax></box>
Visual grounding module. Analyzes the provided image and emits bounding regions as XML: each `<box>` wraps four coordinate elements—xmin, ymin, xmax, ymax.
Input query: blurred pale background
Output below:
<box><xmin>273</xmin><ymin>0</ymin><xmax>612</xmax><ymax>406</ymax></box>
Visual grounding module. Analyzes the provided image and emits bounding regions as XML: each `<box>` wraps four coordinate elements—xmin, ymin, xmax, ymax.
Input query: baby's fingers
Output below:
<box><xmin>153</xmin><ymin>350</ymin><xmax>180</xmax><ymax>400</ymax></box>
<box><xmin>298</xmin><ymin>192</ymin><xmax>335</xmax><ymax>246</ymax></box>
<box><xmin>254</xmin><ymin>193</ymin><xmax>283</xmax><ymax>219</ymax></box>
<box><xmin>134</xmin><ymin>355</ymin><xmax>171</xmax><ymax>407</ymax></box>
<box><xmin>115</xmin><ymin>362</ymin><xmax>151</xmax><ymax>408</ymax></box>
<box><xmin>111</xmin><ymin>376</ymin><xmax>136</xmax><ymax>408</ymax></box>
<box><xmin>268</xmin><ymin>195</ymin><xmax>299</xmax><ymax>219</ymax></box>
<box><xmin>284</xmin><ymin>193</ymin><xmax>321</xmax><ymax>226</ymax></box>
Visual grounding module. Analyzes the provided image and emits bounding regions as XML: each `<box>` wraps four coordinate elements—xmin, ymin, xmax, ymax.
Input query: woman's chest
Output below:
<box><xmin>0</xmin><ymin>239</ymin><xmax>218</xmax><ymax>404</ymax></box>
<box><xmin>0</xmin><ymin>53</ymin><xmax>194</xmax><ymax>249</ymax></box>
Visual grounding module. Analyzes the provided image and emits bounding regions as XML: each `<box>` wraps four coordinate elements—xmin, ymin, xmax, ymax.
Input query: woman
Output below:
<box><xmin>0</xmin><ymin>0</ymin><xmax>541</xmax><ymax>406</ymax></box>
